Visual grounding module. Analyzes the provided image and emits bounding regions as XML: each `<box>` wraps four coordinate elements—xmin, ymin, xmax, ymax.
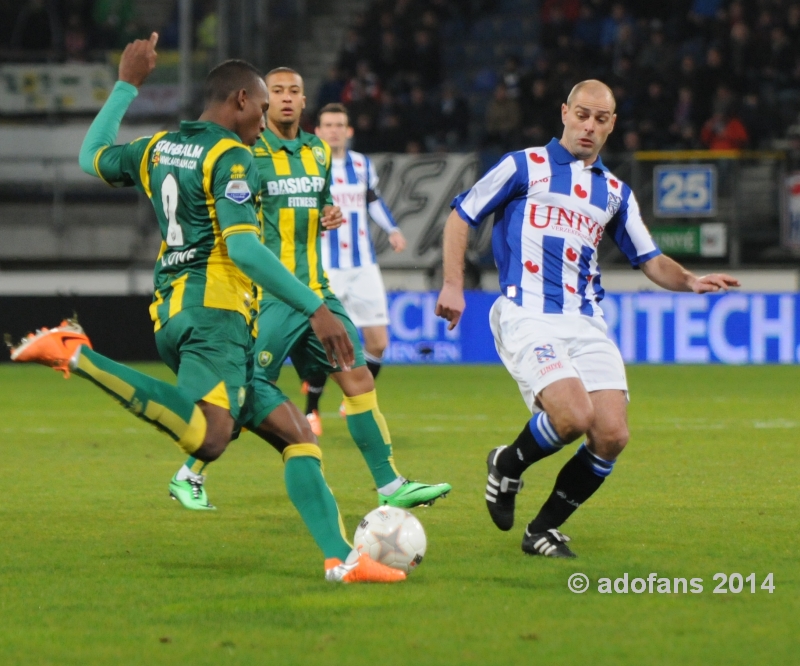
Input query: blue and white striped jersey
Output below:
<box><xmin>452</xmin><ymin>138</ymin><xmax>661</xmax><ymax>317</ymax></box>
<box><xmin>320</xmin><ymin>150</ymin><xmax>397</xmax><ymax>270</ymax></box>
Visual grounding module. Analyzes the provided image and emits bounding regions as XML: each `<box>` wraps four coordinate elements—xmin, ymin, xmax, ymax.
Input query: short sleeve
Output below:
<box><xmin>367</xmin><ymin>156</ymin><xmax>379</xmax><ymax>191</ymax></box>
<box><xmin>211</xmin><ymin>147</ymin><xmax>261</xmax><ymax>240</ymax></box>
<box><xmin>95</xmin><ymin>136</ymin><xmax>152</xmax><ymax>189</ymax></box>
<box><xmin>605</xmin><ymin>183</ymin><xmax>662</xmax><ymax>267</ymax></box>
<box><xmin>450</xmin><ymin>151</ymin><xmax>529</xmax><ymax>227</ymax></box>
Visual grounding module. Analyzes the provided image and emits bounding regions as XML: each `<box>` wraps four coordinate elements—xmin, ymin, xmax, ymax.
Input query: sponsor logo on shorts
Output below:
<box><xmin>539</xmin><ymin>360</ymin><xmax>564</xmax><ymax>376</ymax></box>
<box><xmin>237</xmin><ymin>386</ymin><xmax>246</xmax><ymax>407</ymax></box>
<box><xmin>225</xmin><ymin>180</ymin><xmax>251</xmax><ymax>204</ymax></box>
<box><xmin>312</xmin><ymin>146</ymin><xmax>326</xmax><ymax>165</ymax></box>
<box><xmin>257</xmin><ymin>351</ymin><xmax>273</xmax><ymax>367</ymax></box>
<box><xmin>534</xmin><ymin>343</ymin><xmax>557</xmax><ymax>363</ymax></box>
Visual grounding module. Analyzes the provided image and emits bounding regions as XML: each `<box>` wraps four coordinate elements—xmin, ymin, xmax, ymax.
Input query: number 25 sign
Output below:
<box><xmin>654</xmin><ymin>165</ymin><xmax>717</xmax><ymax>217</ymax></box>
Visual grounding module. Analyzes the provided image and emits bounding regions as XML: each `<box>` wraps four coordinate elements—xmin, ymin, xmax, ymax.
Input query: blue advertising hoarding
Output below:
<box><xmin>384</xmin><ymin>291</ymin><xmax>800</xmax><ymax>365</ymax></box>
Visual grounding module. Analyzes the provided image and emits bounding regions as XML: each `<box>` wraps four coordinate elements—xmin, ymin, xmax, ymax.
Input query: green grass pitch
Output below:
<box><xmin>0</xmin><ymin>363</ymin><xmax>797</xmax><ymax>665</ymax></box>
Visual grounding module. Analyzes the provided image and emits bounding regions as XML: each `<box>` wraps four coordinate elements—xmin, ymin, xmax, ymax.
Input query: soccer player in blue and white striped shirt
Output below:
<box><xmin>436</xmin><ymin>80</ymin><xmax>739</xmax><ymax>558</ymax></box>
<box><xmin>301</xmin><ymin>103</ymin><xmax>406</xmax><ymax>430</ymax></box>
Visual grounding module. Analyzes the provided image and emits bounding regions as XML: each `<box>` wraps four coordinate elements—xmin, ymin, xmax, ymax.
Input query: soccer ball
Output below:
<box><xmin>353</xmin><ymin>506</ymin><xmax>427</xmax><ymax>573</ymax></box>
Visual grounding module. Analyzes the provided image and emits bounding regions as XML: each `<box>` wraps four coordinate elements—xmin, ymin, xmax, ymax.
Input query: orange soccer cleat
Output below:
<box><xmin>325</xmin><ymin>551</ymin><xmax>406</xmax><ymax>583</ymax></box>
<box><xmin>6</xmin><ymin>317</ymin><xmax>92</xmax><ymax>378</ymax></box>
<box><xmin>306</xmin><ymin>409</ymin><xmax>323</xmax><ymax>437</ymax></box>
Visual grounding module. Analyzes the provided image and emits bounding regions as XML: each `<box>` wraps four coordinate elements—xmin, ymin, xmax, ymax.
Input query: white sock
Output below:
<box><xmin>175</xmin><ymin>465</ymin><xmax>202</xmax><ymax>482</ymax></box>
<box><xmin>378</xmin><ymin>476</ymin><xmax>406</xmax><ymax>496</ymax></box>
<box><xmin>68</xmin><ymin>344</ymin><xmax>84</xmax><ymax>370</ymax></box>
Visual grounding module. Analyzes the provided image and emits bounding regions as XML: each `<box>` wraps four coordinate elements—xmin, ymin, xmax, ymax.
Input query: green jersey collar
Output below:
<box><xmin>259</xmin><ymin>127</ymin><xmax>316</xmax><ymax>154</ymax></box>
<box><xmin>180</xmin><ymin>120</ymin><xmax>243</xmax><ymax>142</ymax></box>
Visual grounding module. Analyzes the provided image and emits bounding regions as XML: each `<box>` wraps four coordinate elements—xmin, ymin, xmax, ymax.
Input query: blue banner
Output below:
<box><xmin>384</xmin><ymin>291</ymin><xmax>800</xmax><ymax>365</ymax></box>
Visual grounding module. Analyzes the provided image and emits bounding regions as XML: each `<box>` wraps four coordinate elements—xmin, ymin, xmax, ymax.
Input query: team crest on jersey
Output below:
<box><xmin>230</xmin><ymin>164</ymin><xmax>246</xmax><ymax>179</ymax></box>
<box><xmin>312</xmin><ymin>146</ymin><xmax>326</xmax><ymax>165</ymax></box>
<box><xmin>607</xmin><ymin>193</ymin><xmax>621</xmax><ymax>215</ymax></box>
<box><xmin>258</xmin><ymin>351</ymin><xmax>273</xmax><ymax>367</ymax></box>
<box><xmin>534</xmin><ymin>344</ymin><xmax>557</xmax><ymax>363</ymax></box>
<box><xmin>152</xmin><ymin>151</ymin><xmax>161</xmax><ymax>166</ymax></box>
<box><xmin>225</xmin><ymin>180</ymin><xmax>251</xmax><ymax>204</ymax></box>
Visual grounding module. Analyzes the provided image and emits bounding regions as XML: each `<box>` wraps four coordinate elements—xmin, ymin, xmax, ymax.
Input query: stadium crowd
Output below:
<box><xmin>6</xmin><ymin>0</ymin><xmax>800</xmax><ymax>155</ymax></box>
<box><xmin>323</xmin><ymin>0</ymin><xmax>800</xmax><ymax>153</ymax></box>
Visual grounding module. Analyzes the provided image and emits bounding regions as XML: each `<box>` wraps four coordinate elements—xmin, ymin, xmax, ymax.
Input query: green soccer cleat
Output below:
<box><xmin>169</xmin><ymin>474</ymin><xmax>216</xmax><ymax>511</ymax></box>
<box><xmin>378</xmin><ymin>480</ymin><xmax>452</xmax><ymax>508</ymax></box>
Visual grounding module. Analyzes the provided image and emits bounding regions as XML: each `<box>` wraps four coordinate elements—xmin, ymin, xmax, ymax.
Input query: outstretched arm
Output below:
<box><xmin>640</xmin><ymin>254</ymin><xmax>740</xmax><ymax>293</ymax></box>
<box><xmin>79</xmin><ymin>32</ymin><xmax>158</xmax><ymax>178</ymax></box>
<box><xmin>434</xmin><ymin>209</ymin><xmax>470</xmax><ymax>330</ymax></box>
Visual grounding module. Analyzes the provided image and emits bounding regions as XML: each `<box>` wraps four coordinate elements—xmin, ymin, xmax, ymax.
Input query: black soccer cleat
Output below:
<box><xmin>521</xmin><ymin>528</ymin><xmax>577</xmax><ymax>558</ymax></box>
<box><xmin>485</xmin><ymin>446</ymin><xmax>524</xmax><ymax>531</ymax></box>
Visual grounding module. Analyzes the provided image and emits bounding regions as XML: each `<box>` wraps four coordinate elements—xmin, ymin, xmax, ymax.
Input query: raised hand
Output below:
<box><xmin>119</xmin><ymin>32</ymin><xmax>159</xmax><ymax>88</ymax></box>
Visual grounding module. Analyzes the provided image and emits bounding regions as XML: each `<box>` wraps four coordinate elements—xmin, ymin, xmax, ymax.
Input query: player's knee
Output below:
<box><xmin>194</xmin><ymin>434</ymin><xmax>229</xmax><ymax>461</ymax></box>
<box><xmin>551</xmin><ymin>403</ymin><xmax>594</xmax><ymax>442</ymax></box>
<box><xmin>591</xmin><ymin>425</ymin><xmax>629</xmax><ymax>459</ymax></box>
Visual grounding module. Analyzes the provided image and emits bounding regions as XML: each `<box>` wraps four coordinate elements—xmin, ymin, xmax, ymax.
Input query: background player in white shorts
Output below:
<box><xmin>302</xmin><ymin>103</ymin><xmax>406</xmax><ymax>431</ymax></box>
<box><xmin>436</xmin><ymin>80</ymin><xmax>739</xmax><ymax>558</ymax></box>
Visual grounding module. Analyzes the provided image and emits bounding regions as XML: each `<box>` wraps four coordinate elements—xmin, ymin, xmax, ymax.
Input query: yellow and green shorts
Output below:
<box><xmin>155</xmin><ymin>306</ymin><xmax>253</xmax><ymax>423</ymax></box>
<box><xmin>244</xmin><ymin>294</ymin><xmax>366</xmax><ymax>427</ymax></box>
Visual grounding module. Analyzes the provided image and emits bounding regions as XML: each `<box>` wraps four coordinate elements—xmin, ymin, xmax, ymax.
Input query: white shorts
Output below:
<box><xmin>489</xmin><ymin>296</ymin><xmax>628</xmax><ymax>413</ymax></box>
<box><xmin>327</xmin><ymin>263</ymin><xmax>389</xmax><ymax>328</ymax></box>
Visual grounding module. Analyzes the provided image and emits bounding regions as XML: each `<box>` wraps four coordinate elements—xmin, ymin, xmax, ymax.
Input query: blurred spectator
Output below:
<box><xmin>64</xmin><ymin>14</ymin><xmax>88</xmax><ymax>61</ymax></box>
<box><xmin>501</xmin><ymin>56</ymin><xmax>523</xmax><ymax>100</ymax></box>
<box><xmin>410</xmin><ymin>28</ymin><xmax>441</xmax><ymax>88</ymax></box>
<box><xmin>637</xmin><ymin>29</ymin><xmax>674</xmax><ymax>80</ymax></box>
<box><xmin>352</xmin><ymin>112</ymin><xmax>381</xmax><ymax>153</ymax></box>
<box><xmin>435</xmin><ymin>82</ymin><xmax>470</xmax><ymax>146</ymax></box>
<box><xmin>91</xmin><ymin>0</ymin><xmax>135</xmax><ymax>49</ymax></box>
<box><xmin>572</xmin><ymin>3</ymin><xmax>603</xmax><ymax>53</ymax></box>
<box><xmin>637</xmin><ymin>80</ymin><xmax>673</xmax><ymax>149</ymax></box>
<box><xmin>670</xmin><ymin>86</ymin><xmax>700</xmax><ymax>143</ymax></box>
<box><xmin>623</xmin><ymin>129</ymin><xmax>642</xmax><ymax>152</ymax></box>
<box><xmin>700</xmin><ymin>105</ymin><xmax>749</xmax><ymax>150</ymax></box>
<box><xmin>339</xmin><ymin>29</ymin><xmax>365</xmax><ymax>75</ymax></box>
<box><xmin>378</xmin><ymin>112</ymin><xmax>408</xmax><ymax>152</ymax></box>
<box><xmin>484</xmin><ymin>82</ymin><xmax>521</xmax><ymax>150</ymax></box>
<box><xmin>374</xmin><ymin>29</ymin><xmax>403</xmax><ymax>82</ymax></box>
<box><xmin>402</xmin><ymin>86</ymin><xmax>437</xmax><ymax>146</ymax></box>
<box><xmin>521</xmin><ymin>78</ymin><xmax>560</xmax><ymax>145</ymax></box>
<box><xmin>600</xmin><ymin>3</ymin><xmax>633</xmax><ymax>51</ymax></box>
<box><xmin>11</xmin><ymin>0</ymin><xmax>61</xmax><ymax>51</ymax></box>
<box><xmin>317</xmin><ymin>67</ymin><xmax>346</xmax><ymax>109</ymax></box>
<box><xmin>342</xmin><ymin>61</ymin><xmax>381</xmax><ymax>106</ymax></box>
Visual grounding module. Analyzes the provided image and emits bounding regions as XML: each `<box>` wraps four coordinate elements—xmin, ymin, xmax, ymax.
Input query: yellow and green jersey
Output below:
<box><xmin>253</xmin><ymin>128</ymin><xmax>333</xmax><ymax>299</ymax></box>
<box><xmin>95</xmin><ymin>120</ymin><xmax>262</xmax><ymax>330</ymax></box>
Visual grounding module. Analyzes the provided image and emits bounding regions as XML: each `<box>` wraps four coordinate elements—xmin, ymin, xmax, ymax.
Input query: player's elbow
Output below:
<box><xmin>78</xmin><ymin>144</ymin><xmax>98</xmax><ymax>177</ymax></box>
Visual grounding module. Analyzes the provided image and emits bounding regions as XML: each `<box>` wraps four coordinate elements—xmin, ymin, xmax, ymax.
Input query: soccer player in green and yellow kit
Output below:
<box><xmin>183</xmin><ymin>67</ymin><xmax>451</xmax><ymax>509</ymax></box>
<box><xmin>9</xmin><ymin>35</ymin><xmax>403</xmax><ymax>583</ymax></box>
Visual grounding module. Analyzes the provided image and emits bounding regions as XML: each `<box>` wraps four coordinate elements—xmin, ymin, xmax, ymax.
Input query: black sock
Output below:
<box><xmin>366</xmin><ymin>359</ymin><xmax>381</xmax><ymax>379</ymax></box>
<box><xmin>304</xmin><ymin>374</ymin><xmax>327</xmax><ymax>414</ymax></box>
<box><xmin>364</xmin><ymin>351</ymin><xmax>382</xmax><ymax>380</ymax></box>
<box><xmin>496</xmin><ymin>412</ymin><xmax>566</xmax><ymax>479</ymax></box>
<box><xmin>527</xmin><ymin>444</ymin><xmax>614</xmax><ymax>533</ymax></box>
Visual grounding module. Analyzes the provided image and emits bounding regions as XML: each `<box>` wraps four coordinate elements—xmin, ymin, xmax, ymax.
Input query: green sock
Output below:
<box><xmin>185</xmin><ymin>456</ymin><xmax>209</xmax><ymax>475</ymax></box>
<box><xmin>74</xmin><ymin>346</ymin><xmax>206</xmax><ymax>454</ymax></box>
<box><xmin>343</xmin><ymin>390</ymin><xmax>400</xmax><ymax>488</ymax></box>
<box><xmin>283</xmin><ymin>445</ymin><xmax>351</xmax><ymax>561</ymax></box>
